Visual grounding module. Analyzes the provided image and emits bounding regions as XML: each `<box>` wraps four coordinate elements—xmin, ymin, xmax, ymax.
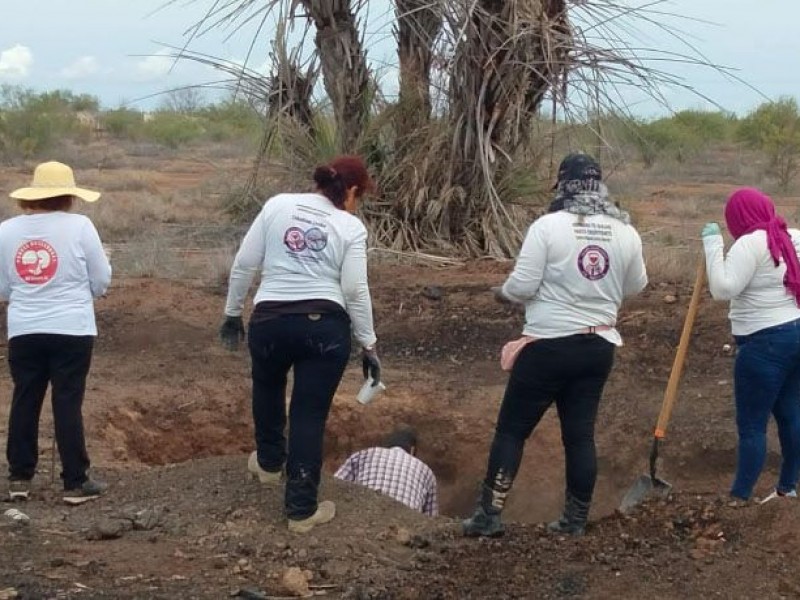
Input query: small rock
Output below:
<box><xmin>281</xmin><ymin>567</ymin><xmax>310</xmax><ymax>597</ymax></box>
<box><xmin>407</xmin><ymin>534</ymin><xmax>430</xmax><ymax>549</ymax></box>
<box><xmin>395</xmin><ymin>528</ymin><xmax>412</xmax><ymax>545</ymax></box>
<box><xmin>663</xmin><ymin>294</ymin><xmax>678</xmax><ymax>304</ymax></box>
<box><xmin>86</xmin><ymin>518</ymin><xmax>126</xmax><ymax>541</ymax></box>
<box><xmin>133</xmin><ymin>508</ymin><xmax>163</xmax><ymax>531</ymax></box>
<box><xmin>0</xmin><ymin>588</ymin><xmax>19</xmax><ymax>600</ymax></box>
<box><xmin>297</xmin><ymin>548</ymin><xmax>308</xmax><ymax>559</ymax></box>
<box><xmin>421</xmin><ymin>286</ymin><xmax>444</xmax><ymax>301</ymax></box>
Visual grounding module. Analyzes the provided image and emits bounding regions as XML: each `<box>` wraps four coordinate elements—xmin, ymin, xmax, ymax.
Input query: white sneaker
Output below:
<box><xmin>247</xmin><ymin>452</ymin><xmax>282</xmax><ymax>485</ymax></box>
<box><xmin>288</xmin><ymin>500</ymin><xmax>336</xmax><ymax>534</ymax></box>
<box><xmin>759</xmin><ymin>489</ymin><xmax>798</xmax><ymax>505</ymax></box>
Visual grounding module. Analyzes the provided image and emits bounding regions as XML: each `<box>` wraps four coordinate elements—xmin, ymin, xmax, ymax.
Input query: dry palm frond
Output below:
<box><xmin>170</xmin><ymin>0</ymin><xmax>742</xmax><ymax>258</ymax></box>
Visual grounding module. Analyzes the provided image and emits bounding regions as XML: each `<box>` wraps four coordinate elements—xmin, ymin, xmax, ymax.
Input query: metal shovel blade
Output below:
<box><xmin>619</xmin><ymin>474</ymin><xmax>673</xmax><ymax>513</ymax></box>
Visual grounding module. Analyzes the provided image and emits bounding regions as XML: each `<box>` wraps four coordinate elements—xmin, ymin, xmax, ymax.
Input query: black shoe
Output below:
<box><xmin>462</xmin><ymin>506</ymin><xmax>505</xmax><ymax>537</ymax></box>
<box><xmin>63</xmin><ymin>479</ymin><xmax>107</xmax><ymax>505</ymax></box>
<box><xmin>547</xmin><ymin>491</ymin><xmax>589</xmax><ymax>537</ymax></box>
<box><xmin>8</xmin><ymin>480</ymin><xmax>30</xmax><ymax>502</ymax></box>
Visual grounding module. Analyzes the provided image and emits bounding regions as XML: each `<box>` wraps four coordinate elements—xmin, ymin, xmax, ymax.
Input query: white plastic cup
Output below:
<box><xmin>4</xmin><ymin>508</ymin><xmax>30</xmax><ymax>525</ymax></box>
<box><xmin>357</xmin><ymin>378</ymin><xmax>386</xmax><ymax>405</ymax></box>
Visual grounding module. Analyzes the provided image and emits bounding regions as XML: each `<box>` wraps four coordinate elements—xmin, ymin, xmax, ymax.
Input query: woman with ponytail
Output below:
<box><xmin>220</xmin><ymin>155</ymin><xmax>380</xmax><ymax>532</ymax></box>
<box><xmin>703</xmin><ymin>187</ymin><xmax>800</xmax><ymax>503</ymax></box>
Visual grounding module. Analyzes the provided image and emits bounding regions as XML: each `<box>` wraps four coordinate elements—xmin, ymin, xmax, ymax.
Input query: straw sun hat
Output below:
<box><xmin>10</xmin><ymin>161</ymin><xmax>100</xmax><ymax>203</ymax></box>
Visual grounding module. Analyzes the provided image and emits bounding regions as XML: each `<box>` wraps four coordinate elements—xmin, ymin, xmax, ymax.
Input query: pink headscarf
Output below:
<box><xmin>724</xmin><ymin>187</ymin><xmax>800</xmax><ymax>305</ymax></box>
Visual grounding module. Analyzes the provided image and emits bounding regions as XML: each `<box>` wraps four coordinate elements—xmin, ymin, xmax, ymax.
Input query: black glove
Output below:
<box><xmin>362</xmin><ymin>346</ymin><xmax>381</xmax><ymax>386</ymax></box>
<box><xmin>491</xmin><ymin>285</ymin><xmax>513</xmax><ymax>305</ymax></box>
<box><xmin>220</xmin><ymin>316</ymin><xmax>245</xmax><ymax>351</ymax></box>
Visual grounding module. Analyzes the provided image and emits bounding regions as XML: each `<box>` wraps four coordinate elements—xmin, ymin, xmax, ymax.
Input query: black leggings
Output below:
<box><xmin>6</xmin><ymin>334</ymin><xmax>94</xmax><ymax>489</ymax></box>
<box><xmin>248</xmin><ymin>313</ymin><xmax>351</xmax><ymax>519</ymax></box>
<box><xmin>485</xmin><ymin>334</ymin><xmax>615</xmax><ymax>504</ymax></box>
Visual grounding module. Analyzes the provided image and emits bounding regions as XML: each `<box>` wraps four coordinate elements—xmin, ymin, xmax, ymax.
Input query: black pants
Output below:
<box><xmin>6</xmin><ymin>334</ymin><xmax>94</xmax><ymax>490</ymax></box>
<box><xmin>485</xmin><ymin>334</ymin><xmax>615</xmax><ymax>505</ymax></box>
<box><xmin>248</xmin><ymin>313</ymin><xmax>351</xmax><ymax>519</ymax></box>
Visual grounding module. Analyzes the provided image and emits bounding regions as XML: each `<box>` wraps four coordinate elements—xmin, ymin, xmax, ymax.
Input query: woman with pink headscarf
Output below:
<box><xmin>703</xmin><ymin>187</ymin><xmax>800</xmax><ymax>503</ymax></box>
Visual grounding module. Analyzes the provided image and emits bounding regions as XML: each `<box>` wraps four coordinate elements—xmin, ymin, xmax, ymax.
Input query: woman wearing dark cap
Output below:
<box><xmin>463</xmin><ymin>153</ymin><xmax>648</xmax><ymax>537</ymax></box>
<box><xmin>220</xmin><ymin>155</ymin><xmax>381</xmax><ymax>533</ymax></box>
<box><xmin>703</xmin><ymin>188</ymin><xmax>800</xmax><ymax>504</ymax></box>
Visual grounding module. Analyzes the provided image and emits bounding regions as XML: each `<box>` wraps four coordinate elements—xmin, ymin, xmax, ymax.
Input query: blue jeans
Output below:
<box><xmin>731</xmin><ymin>318</ymin><xmax>800</xmax><ymax>499</ymax></box>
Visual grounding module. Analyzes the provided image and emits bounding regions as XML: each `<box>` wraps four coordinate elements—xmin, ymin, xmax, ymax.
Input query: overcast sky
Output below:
<box><xmin>0</xmin><ymin>1</ymin><xmax>795</xmax><ymax>116</ymax></box>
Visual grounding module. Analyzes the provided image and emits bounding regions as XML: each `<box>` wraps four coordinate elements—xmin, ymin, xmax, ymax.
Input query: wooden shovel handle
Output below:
<box><xmin>654</xmin><ymin>259</ymin><xmax>706</xmax><ymax>439</ymax></box>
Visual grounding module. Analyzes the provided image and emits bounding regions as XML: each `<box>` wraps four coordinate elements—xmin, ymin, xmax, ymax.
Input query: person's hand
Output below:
<box><xmin>220</xmin><ymin>316</ymin><xmax>245</xmax><ymax>351</ymax></box>
<box><xmin>702</xmin><ymin>223</ymin><xmax>721</xmax><ymax>238</ymax></box>
<box><xmin>491</xmin><ymin>285</ymin><xmax>514</xmax><ymax>305</ymax></box>
<box><xmin>362</xmin><ymin>346</ymin><xmax>381</xmax><ymax>386</ymax></box>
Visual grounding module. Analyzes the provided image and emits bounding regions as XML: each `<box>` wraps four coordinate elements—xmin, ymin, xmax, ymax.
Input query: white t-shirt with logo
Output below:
<box><xmin>225</xmin><ymin>193</ymin><xmax>377</xmax><ymax>348</ymax></box>
<box><xmin>0</xmin><ymin>212</ymin><xmax>112</xmax><ymax>339</ymax></box>
<box><xmin>703</xmin><ymin>229</ymin><xmax>800</xmax><ymax>336</ymax></box>
<box><xmin>501</xmin><ymin>211</ymin><xmax>648</xmax><ymax>346</ymax></box>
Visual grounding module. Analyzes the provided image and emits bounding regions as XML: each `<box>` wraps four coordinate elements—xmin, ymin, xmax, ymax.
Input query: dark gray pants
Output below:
<box><xmin>485</xmin><ymin>334</ymin><xmax>614</xmax><ymax>504</ymax></box>
<box><xmin>7</xmin><ymin>334</ymin><xmax>94</xmax><ymax>490</ymax></box>
<box><xmin>248</xmin><ymin>313</ymin><xmax>351</xmax><ymax>519</ymax></box>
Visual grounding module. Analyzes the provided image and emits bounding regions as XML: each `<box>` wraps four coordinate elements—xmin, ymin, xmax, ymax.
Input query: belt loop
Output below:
<box><xmin>588</xmin><ymin>326</ymin><xmax>596</xmax><ymax>334</ymax></box>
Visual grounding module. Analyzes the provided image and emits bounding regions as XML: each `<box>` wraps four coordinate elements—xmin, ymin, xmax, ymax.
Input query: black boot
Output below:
<box><xmin>462</xmin><ymin>471</ymin><xmax>513</xmax><ymax>538</ymax></box>
<box><xmin>547</xmin><ymin>491</ymin><xmax>590</xmax><ymax>537</ymax></box>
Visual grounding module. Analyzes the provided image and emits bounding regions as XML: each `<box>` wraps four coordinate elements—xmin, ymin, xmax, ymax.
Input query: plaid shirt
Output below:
<box><xmin>334</xmin><ymin>446</ymin><xmax>438</xmax><ymax>516</ymax></box>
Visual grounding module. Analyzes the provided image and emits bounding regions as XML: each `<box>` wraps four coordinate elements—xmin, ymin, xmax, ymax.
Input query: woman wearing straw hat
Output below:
<box><xmin>1</xmin><ymin>161</ymin><xmax>111</xmax><ymax>505</ymax></box>
<box><xmin>220</xmin><ymin>155</ymin><xmax>380</xmax><ymax>533</ymax></box>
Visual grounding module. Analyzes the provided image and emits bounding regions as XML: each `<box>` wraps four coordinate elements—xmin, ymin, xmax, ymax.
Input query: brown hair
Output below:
<box><xmin>313</xmin><ymin>155</ymin><xmax>375</xmax><ymax>209</ymax></box>
<box><xmin>17</xmin><ymin>195</ymin><xmax>74</xmax><ymax>212</ymax></box>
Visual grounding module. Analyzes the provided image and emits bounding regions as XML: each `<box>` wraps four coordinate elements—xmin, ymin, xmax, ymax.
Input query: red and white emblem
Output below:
<box><xmin>15</xmin><ymin>240</ymin><xmax>58</xmax><ymax>284</ymax></box>
<box><xmin>577</xmin><ymin>245</ymin><xmax>609</xmax><ymax>281</ymax></box>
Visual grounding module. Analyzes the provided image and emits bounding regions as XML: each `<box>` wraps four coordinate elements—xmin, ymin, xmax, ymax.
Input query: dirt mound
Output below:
<box><xmin>0</xmin><ymin>264</ymin><xmax>793</xmax><ymax>598</ymax></box>
<box><xmin>2</xmin><ymin>457</ymin><xmax>799</xmax><ymax>599</ymax></box>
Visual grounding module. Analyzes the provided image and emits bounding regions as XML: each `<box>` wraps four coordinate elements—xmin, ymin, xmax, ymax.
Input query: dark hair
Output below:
<box><xmin>313</xmin><ymin>155</ymin><xmax>374</xmax><ymax>208</ymax></box>
<box><xmin>17</xmin><ymin>195</ymin><xmax>74</xmax><ymax>212</ymax></box>
<box><xmin>384</xmin><ymin>424</ymin><xmax>418</xmax><ymax>453</ymax></box>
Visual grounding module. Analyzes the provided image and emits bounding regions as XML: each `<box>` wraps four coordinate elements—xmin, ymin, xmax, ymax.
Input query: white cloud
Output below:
<box><xmin>135</xmin><ymin>50</ymin><xmax>173</xmax><ymax>80</ymax></box>
<box><xmin>60</xmin><ymin>55</ymin><xmax>101</xmax><ymax>80</ymax></box>
<box><xmin>0</xmin><ymin>44</ymin><xmax>33</xmax><ymax>80</ymax></box>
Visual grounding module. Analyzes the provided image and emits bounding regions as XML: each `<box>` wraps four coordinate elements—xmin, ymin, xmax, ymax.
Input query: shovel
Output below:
<box><xmin>620</xmin><ymin>259</ymin><xmax>706</xmax><ymax>513</ymax></box>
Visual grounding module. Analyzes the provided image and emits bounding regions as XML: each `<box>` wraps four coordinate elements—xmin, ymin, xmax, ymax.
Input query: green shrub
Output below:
<box><xmin>141</xmin><ymin>112</ymin><xmax>206</xmax><ymax>149</ymax></box>
<box><xmin>105</xmin><ymin>108</ymin><xmax>144</xmax><ymax>139</ymax></box>
<box><xmin>624</xmin><ymin>110</ymin><xmax>733</xmax><ymax>168</ymax></box>
<box><xmin>737</xmin><ymin>98</ymin><xmax>800</xmax><ymax>190</ymax></box>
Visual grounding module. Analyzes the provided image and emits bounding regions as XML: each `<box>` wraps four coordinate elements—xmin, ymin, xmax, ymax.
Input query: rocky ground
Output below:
<box><xmin>0</xmin><ymin>262</ymin><xmax>796</xmax><ymax>599</ymax></box>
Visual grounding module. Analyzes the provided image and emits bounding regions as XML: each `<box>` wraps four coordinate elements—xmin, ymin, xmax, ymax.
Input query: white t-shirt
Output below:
<box><xmin>501</xmin><ymin>211</ymin><xmax>648</xmax><ymax>346</ymax></box>
<box><xmin>703</xmin><ymin>229</ymin><xmax>800</xmax><ymax>336</ymax></box>
<box><xmin>0</xmin><ymin>212</ymin><xmax>112</xmax><ymax>339</ymax></box>
<box><xmin>225</xmin><ymin>192</ymin><xmax>377</xmax><ymax>348</ymax></box>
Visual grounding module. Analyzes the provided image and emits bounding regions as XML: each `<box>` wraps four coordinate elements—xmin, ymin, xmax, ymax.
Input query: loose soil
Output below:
<box><xmin>0</xmin><ymin>262</ymin><xmax>797</xmax><ymax>599</ymax></box>
<box><xmin>0</xmin><ymin>145</ymin><xmax>798</xmax><ymax>599</ymax></box>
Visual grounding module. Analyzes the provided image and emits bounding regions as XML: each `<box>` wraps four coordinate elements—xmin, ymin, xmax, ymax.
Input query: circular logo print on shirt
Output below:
<box><xmin>283</xmin><ymin>227</ymin><xmax>307</xmax><ymax>252</ymax></box>
<box><xmin>305</xmin><ymin>227</ymin><xmax>328</xmax><ymax>252</ymax></box>
<box><xmin>15</xmin><ymin>240</ymin><xmax>59</xmax><ymax>284</ymax></box>
<box><xmin>577</xmin><ymin>245</ymin><xmax>610</xmax><ymax>281</ymax></box>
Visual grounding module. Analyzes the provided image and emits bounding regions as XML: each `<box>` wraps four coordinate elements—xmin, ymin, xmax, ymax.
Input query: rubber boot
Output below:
<box><xmin>547</xmin><ymin>491</ymin><xmax>590</xmax><ymax>537</ymax></box>
<box><xmin>462</xmin><ymin>471</ymin><xmax>513</xmax><ymax>538</ymax></box>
